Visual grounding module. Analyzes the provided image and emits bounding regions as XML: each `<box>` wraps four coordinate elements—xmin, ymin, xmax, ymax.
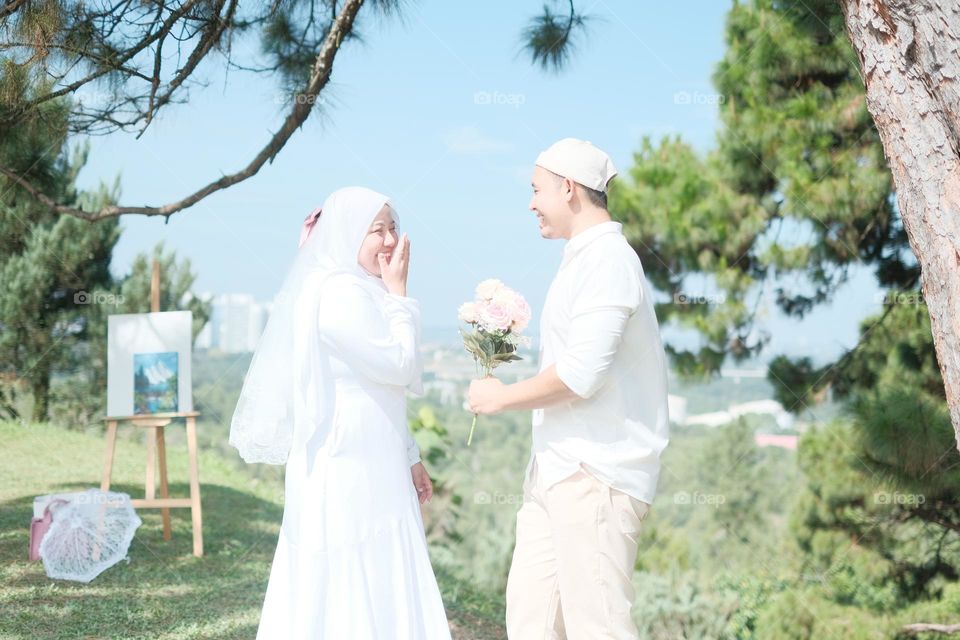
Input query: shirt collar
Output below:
<box><xmin>563</xmin><ymin>221</ymin><xmax>622</xmax><ymax>259</ymax></box>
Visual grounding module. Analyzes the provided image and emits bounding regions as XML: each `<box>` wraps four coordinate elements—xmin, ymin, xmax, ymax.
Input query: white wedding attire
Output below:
<box><xmin>230</xmin><ymin>187</ymin><xmax>451</xmax><ymax>639</ymax></box>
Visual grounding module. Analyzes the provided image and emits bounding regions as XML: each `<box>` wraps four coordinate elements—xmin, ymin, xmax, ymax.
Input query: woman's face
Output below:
<box><xmin>357</xmin><ymin>205</ymin><xmax>399</xmax><ymax>277</ymax></box>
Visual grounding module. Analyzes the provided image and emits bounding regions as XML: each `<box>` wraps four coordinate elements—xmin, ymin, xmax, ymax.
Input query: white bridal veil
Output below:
<box><xmin>229</xmin><ymin>186</ymin><xmax>399</xmax><ymax>464</ymax></box>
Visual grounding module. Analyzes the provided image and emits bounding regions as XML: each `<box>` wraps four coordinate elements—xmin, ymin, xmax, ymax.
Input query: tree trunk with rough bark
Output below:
<box><xmin>29</xmin><ymin>358</ymin><xmax>50</xmax><ymax>423</ymax></box>
<box><xmin>839</xmin><ymin>0</ymin><xmax>960</xmax><ymax>448</ymax></box>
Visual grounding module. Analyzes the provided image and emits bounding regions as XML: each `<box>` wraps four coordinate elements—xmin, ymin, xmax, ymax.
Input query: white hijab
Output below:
<box><xmin>229</xmin><ymin>186</ymin><xmax>401</xmax><ymax>465</ymax></box>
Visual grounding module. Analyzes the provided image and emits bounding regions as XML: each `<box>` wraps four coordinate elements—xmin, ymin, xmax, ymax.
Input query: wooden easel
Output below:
<box><xmin>100</xmin><ymin>261</ymin><xmax>203</xmax><ymax>557</ymax></box>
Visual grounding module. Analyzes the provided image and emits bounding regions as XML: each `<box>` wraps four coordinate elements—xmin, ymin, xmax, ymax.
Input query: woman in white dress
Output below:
<box><xmin>229</xmin><ymin>186</ymin><xmax>451</xmax><ymax>639</ymax></box>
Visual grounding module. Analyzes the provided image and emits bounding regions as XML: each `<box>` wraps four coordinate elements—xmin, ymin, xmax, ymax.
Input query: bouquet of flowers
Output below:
<box><xmin>459</xmin><ymin>279</ymin><xmax>532</xmax><ymax>445</ymax></box>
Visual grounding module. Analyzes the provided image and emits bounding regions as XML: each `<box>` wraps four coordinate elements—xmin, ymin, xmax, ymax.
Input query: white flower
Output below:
<box><xmin>504</xmin><ymin>332</ymin><xmax>532</xmax><ymax>348</ymax></box>
<box><xmin>491</xmin><ymin>288</ymin><xmax>516</xmax><ymax>308</ymax></box>
<box><xmin>458</xmin><ymin>302</ymin><xmax>479</xmax><ymax>324</ymax></box>
<box><xmin>475</xmin><ymin>278</ymin><xmax>505</xmax><ymax>301</ymax></box>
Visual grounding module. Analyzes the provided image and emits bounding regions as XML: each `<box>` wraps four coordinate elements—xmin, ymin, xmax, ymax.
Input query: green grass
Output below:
<box><xmin>0</xmin><ymin>421</ymin><xmax>505</xmax><ymax>640</ymax></box>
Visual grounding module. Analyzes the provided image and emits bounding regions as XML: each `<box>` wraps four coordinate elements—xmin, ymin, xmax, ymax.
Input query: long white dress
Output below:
<box><xmin>256</xmin><ymin>271</ymin><xmax>451</xmax><ymax>639</ymax></box>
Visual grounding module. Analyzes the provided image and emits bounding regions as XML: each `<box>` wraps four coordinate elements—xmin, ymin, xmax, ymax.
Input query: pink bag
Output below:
<box><xmin>29</xmin><ymin>499</ymin><xmax>68</xmax><ymax>561</ymax></box>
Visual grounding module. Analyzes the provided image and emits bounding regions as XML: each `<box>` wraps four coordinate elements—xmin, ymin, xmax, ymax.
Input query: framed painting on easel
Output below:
<box><xmin>106</xmin><ymin>311</ymin><xmax>193</xmax><ymax>417</ymax></box>
<box><xmin>103</xmin><ymin>308</ymin><xmax>203</xmax><ymax>556</ymax></box>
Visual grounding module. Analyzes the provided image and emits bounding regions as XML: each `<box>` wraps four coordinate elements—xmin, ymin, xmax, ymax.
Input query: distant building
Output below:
<box><xmin>754</xmin><ymin>434</ymin><xmax>799</xmax><ymax>450</ymax></box>
<box><xmin>719</xmin><ymin>367</ymin><xmax>768</xmax><ymax>381</ymax></box>
<box><xmin>195</xmin><ymin>293</ymin><xmax>271</xmax><ymax>353</ymax></box>
<box><xmin>684</xmin><ymin>410</ymin><xmax>737</xmax><ymax>428</ymax></box>
<box><xmin>682</xmin><ymin>399</ymin><xmax>795</xmax><ymax>430</ymax></box>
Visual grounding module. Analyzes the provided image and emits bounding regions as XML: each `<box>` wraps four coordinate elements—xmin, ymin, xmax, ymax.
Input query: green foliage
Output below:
<box><xmin>0</xmin><ymin>419</ymin><xmax>508</xmax><ymax>640</ymax></box>
<box><xmin>631</xmin><ymin>570</ymin><xmax>740</xmax><ymax>639</ymax></box>
<box><xmin>754</xmin><ymin>588</ymin><xmax>896</xmax><ymax>640</ymax></box>
<box><xmin>410</xmin><ymin>396</ymin><xmax>531</xmax><ymax>593</ymax></box>
<box><xmin>791</xmin><ymin>420</ymin><xmax>960</xmax><ymax>610</ymax></box>
<box><xmin>606</xmin><ymin>3</ymin><xmax>958</xmax><ymax>627</ymax></box>
<box><xmin>609</xmin><ymin>0</ymin><xmax>915</xmax><ymax>376</ymax></box>
<box><xmin>630</xmin><ymin>570</ymin><xmax>791</xmax><ymax>640</ymax></box>
<box><xmin>0</xmin><ymin>66</ymin><xmax>120</xmax><ymax>423</ymax></box>
<box><xmin>44</xmin><ymin>242</ymin><xmax>211</xmax><ymax>429</ymax></box>
<box><xmin>408</xmin><ymin>403</ymin><xmax>463</xmax><ymax>549</ymax></box>
<box><xmin>113</xmin><ymin>241</ymin><xmax>212</xmax><ymax>340</ymax></box>
<box><xmin>716</xmin><ymin>574</ymin><xmax>790</xmax><ymax>640</ymax></box>
<box><xmin>409</xmin><ymin>404</ymin><xmax>451</xmax><ymax>468</ymax></box>
<box><xmin>520</xmin><ymin>1</ymin><xmax>591</xmax><ymax>72</ymax></box>
<box><xmin>768</xmin><ymin>355</ymin><xmax>822</xmax><ymax>413</ymax></box>
<box><xmin>851</xmin><ymin>385</ymin><xmax>957</xmax><ymax>496</ymax></box>
<box><xmin>649</xmin><ymin>419</ymin><xmax>800</xmax><ymax>579</ymax></box>
<box><xmin>893</xmin><ymin>581</ymin><xmax>960</xmax><ymax>638</ymax></box>
<box><xmin>838</xmin><ymin>297</ymin><xmax>944</xmax><ymax>401</ymax></box>
<box><xmin>769</xmin><ymin>289</ymin><xmax>943</xmax><ymax>418</ymax></box>
<box><xmin>0</xmin><ymin>63</ymin><xmax>209</xmax><ymax>426</ymax></box>
<box><xmin>459</xmin><ymin>327</ymin><xmax>523</xmax><ymax>375</ymax></box>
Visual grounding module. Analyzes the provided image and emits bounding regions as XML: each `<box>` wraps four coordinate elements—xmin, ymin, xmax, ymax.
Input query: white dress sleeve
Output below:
<box><xmin>318</xmin><ymin>274</ymin><xmax>423</xmax><ymax>467</ymax></box>
<box><xmin>317</xmin><ymin>275</ymin><xmax>422</xmax><ymax>387</ymax></box>
<box><xmin>405</xmin><ymin>430</ymin><xmax>421</xmax><ymax>466</ymax></box>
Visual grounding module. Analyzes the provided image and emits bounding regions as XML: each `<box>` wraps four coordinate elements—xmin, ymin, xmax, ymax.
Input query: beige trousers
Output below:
<box><xmin>505</xmin><ymin>460</ymin><xmax>650</xmax><ymax>640</ymax></box>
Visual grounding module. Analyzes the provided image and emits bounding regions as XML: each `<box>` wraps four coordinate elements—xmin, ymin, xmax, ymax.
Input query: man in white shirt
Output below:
<box><xmin>468</xmin><ymin>138</ymin><xmax>670</xmax><ymax>639</ymax></box>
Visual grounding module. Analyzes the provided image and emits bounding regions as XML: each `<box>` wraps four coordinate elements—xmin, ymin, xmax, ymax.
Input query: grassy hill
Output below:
<box><xmin>0</xmin><ymin>420</ymin><xmax>506</xmax><ymax>640</ymax></box>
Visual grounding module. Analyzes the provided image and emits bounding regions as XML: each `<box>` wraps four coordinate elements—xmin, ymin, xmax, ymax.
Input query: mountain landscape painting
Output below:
<box><xmin>133</xmin><ymin>352</ymin><xmax>179</xmax><ymax>414</ymax></box>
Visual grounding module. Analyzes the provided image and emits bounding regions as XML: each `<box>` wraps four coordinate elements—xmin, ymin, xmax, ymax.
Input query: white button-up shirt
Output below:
<box><xmin>523</xmin><ymin>221</ymin><xmax>670</xmax><ymax>505</ymax></box>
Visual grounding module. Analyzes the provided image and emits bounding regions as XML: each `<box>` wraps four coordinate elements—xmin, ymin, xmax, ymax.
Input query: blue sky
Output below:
<box><xmin>76</xmin><ymin>0</ymin><xmax>882</xmax><ymax>364</ymax></box>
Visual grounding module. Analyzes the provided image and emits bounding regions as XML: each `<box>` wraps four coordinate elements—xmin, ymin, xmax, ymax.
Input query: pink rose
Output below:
<box><xmin>478</xmin><ymin>301</ymin><xmax>512</xmax><ymax>332</ymax></box>
<box><xmin>492</xmin><ymin>289</ymin><xmax>531</xmax><ymax>332</ymax></box>
<box><xmin>509</xmin><ymin>293</ymin><xmax>532</xmax><ymax>332</ymax></box>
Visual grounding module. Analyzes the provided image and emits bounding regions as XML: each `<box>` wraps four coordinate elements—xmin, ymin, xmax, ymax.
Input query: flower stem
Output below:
<box><xmin>467</xmin><ymin>365</ymin><xmax>490</xmax><ymax>446</ymax></box>
<box><xmin>467</xmin><ymin>413</ymin><xmax>478</xmax><ymax>446</ymax></box>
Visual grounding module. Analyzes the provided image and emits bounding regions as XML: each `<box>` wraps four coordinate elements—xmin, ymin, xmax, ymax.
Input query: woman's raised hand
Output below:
<box><xmin>379</xmin><ymin>232</ymin><xmax>410</xmax><ymax>297</ymax></box>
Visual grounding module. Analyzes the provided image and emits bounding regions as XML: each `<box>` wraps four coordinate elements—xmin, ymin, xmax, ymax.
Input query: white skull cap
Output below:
<box><xmin>535</xmin><ymin>137</ymin><xmax>618</xmax><ymax>192</ymax></box>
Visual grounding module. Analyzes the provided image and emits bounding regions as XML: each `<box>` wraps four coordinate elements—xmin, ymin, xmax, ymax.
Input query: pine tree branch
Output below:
<box><xmin>521</xmin><ymin>0</ymin><xmax>586</xmax><ymax>72</ymax></box>
<box><xmin>0</xmin><ymin>41</ymin><xmax>152</xmax><ymax>81</ymax></box>
<box><xmin>0</xmin><ymin>0</ymin><xmax>366</xmax><ymax>222</ymax></box>
<box><xmin>138</xmin><ymin>0</ymin><xmax>239</xmax><ymax>137</ymax></box>
<box><xmin>802</xmin><ymin>273</ymin><xmax>921</xmax><ymax>397</ymax></box>
<box><xmin>0</xmin><ymin>0</ymin><xmax>28</xmax><ymax>21</ymax></box>
<box><xmin>2</xmin><ymin>0</ymin><xmax>206</xmax><ymax>124</ymax></box>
